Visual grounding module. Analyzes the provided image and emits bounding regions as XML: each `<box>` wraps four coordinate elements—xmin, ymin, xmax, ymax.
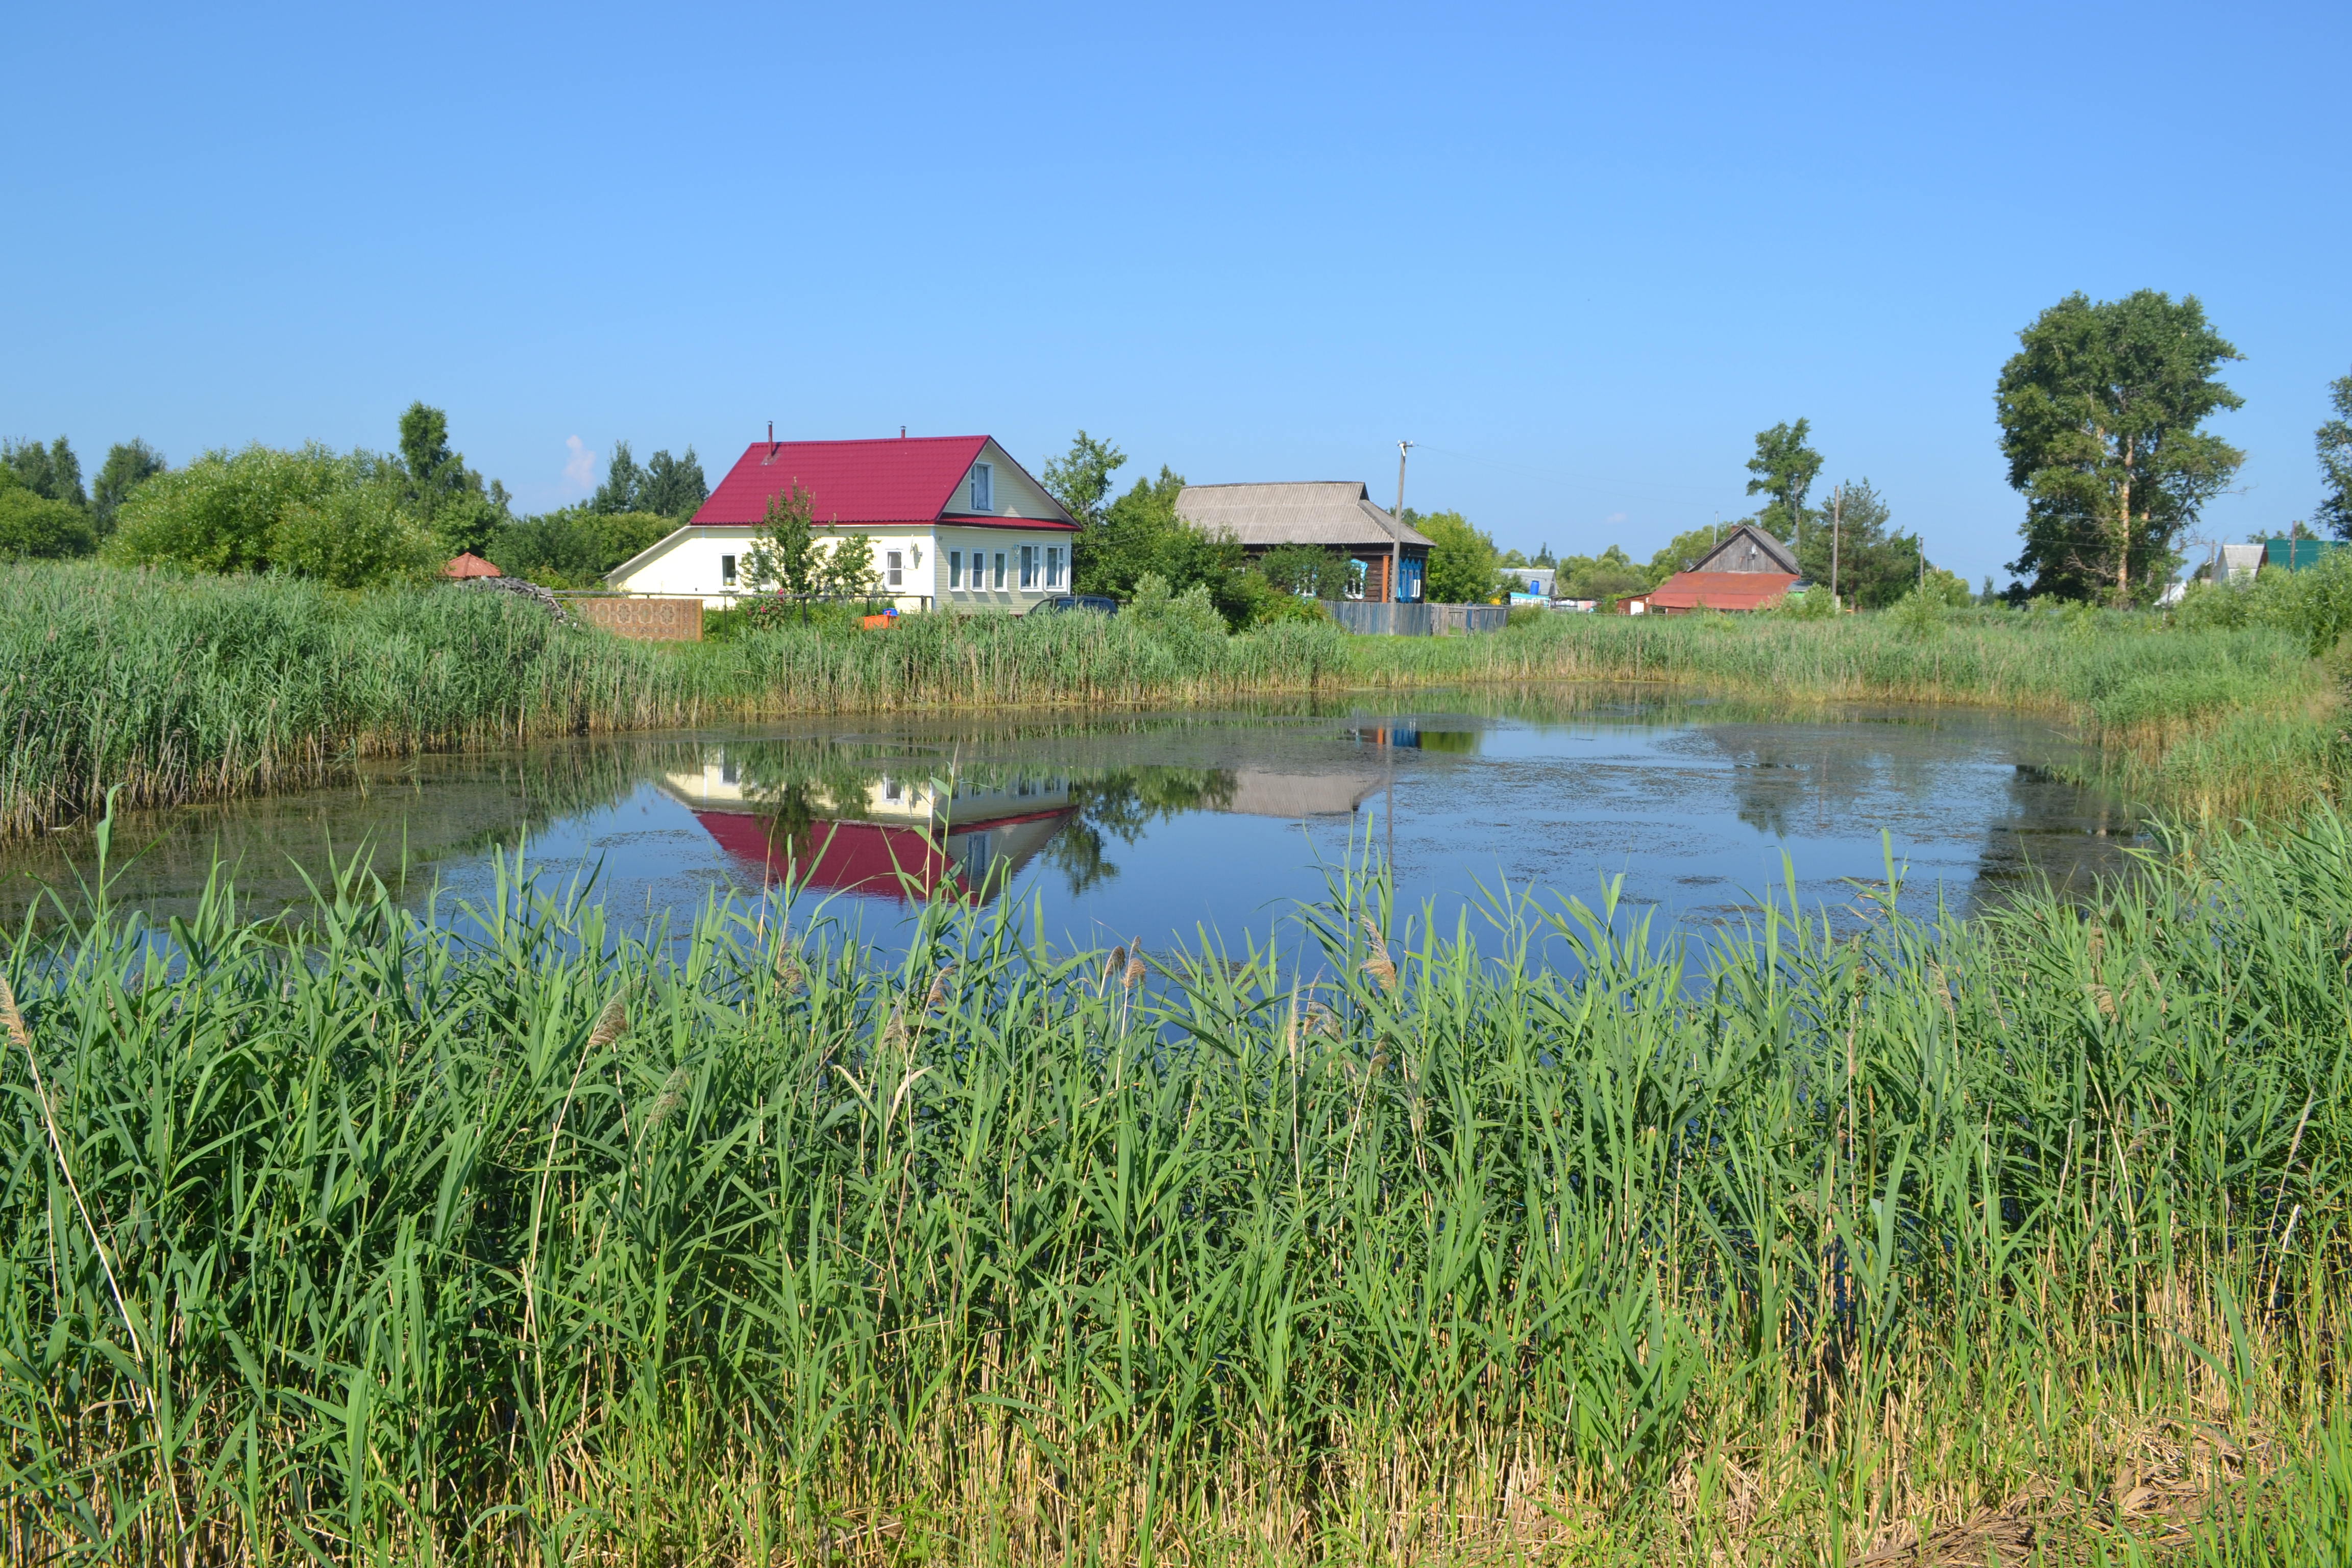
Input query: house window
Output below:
<box><xmin>886</xmin><ymin>550</ymin><xmax>903</xmax><ymax>588</ymax></box>
<box><xmin>969</xmin><ymin>463</ymin><xmax>993</xmax><ymax>511</ymax></box>
<box><xmin>1399</xmin><ymin>555</ymin><xmax>1425</xmax><ymax>602</ymax></box>
<box><xmin>992</xmin><ymin>551</ymin><xmax>1006</xmax><ymax>589</ymax></box>
<box><xmin>1046</xmin><ymin>546</ymin><xmax>1065</xmax><ymax>588</ymax></box>
<box><xmin>721</xmin><ymin>553</ymin><xmax>737</xmax><ymax>586</ymax></box>
<box><xmin>1019</xmin><ymin>546</ymin><xmax>1037</xmax><ymax>589</ymax></box>
<box><xmin>949</xmin><ymin>550</ymin><xmax>963</xmax><ymax>589</ymax></box>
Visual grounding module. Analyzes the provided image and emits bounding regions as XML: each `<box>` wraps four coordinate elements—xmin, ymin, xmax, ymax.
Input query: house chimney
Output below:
<box><xmin>900</xmin><ymin>425</ymin><xmax>907</xmax><ymax>438</ymax></box>
<box><xmin>767</xmin><ymin>421</ymin><xmax>775</xmax><ymax>460</ymax></box>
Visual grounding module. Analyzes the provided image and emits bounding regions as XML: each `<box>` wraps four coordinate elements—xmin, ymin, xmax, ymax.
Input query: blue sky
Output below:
<box><xmin>5</xmin><ymin>2</ymin><xmax>2345</xmax><ymax>584</ymax></box>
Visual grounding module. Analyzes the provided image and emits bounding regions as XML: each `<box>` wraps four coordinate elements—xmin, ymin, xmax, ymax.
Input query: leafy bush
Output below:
<box><xmin>485</xmin><ymin>507</ymin><xmax>675</xmax><ymax>587</ymax></box>
<box><xmin>2174</xmin><ymin>550</ymin><xmax>2352</xmax><ymax>655</ymax></box>
<box><xmin>1126</xmin><ymin>572</ymin><xmax>1228</xmax><ymax>640</ymax></box>
<box><xmin>107</xmin><ymin>443</ymin><xmax>375</xmax><ymax>577</ymax></box>
<box><xmin>1773</xmin><ymin>584</ymin><xmax>1839</xmax><ymax>620</ymax></box>
<box><xmin>1888</xmin><ymin>585</ymin><xmax>1948</xmax><ymax>639</ymax></box>
<box><xmin>0</xmin><ymin>469</ymin><xmax>93</xmax><ymax>559</ymax></box>
<box><xmin>268</xmin><ymin>481</ymin><xmax>438</xmax><ymax>588</ymax></box>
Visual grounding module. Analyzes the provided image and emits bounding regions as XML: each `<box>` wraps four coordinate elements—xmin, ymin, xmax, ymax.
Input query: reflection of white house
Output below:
<box><xmin>605</xmin><ymin>434</ymin><xmax>1080</xmax><ymax>611</ymax></box>
<box><xmin>657</xmin><ymin>748</ymin><xmax>1074</xmax><ymax>900</ymax></box>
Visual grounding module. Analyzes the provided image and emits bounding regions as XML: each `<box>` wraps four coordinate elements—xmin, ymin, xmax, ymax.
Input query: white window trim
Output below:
<box><xmin>970</xmin><ymin>463</ymin><xmax>993</xmax><ymax>512</ymax></box>
<box><xmin>949</xmin><ymin>549</ymin><xmax>963</xmax><ymax>589</ymax></box>
<box><xmin>886</xmin><ymin>550</ymin><xmax>903</xmax><ymax>588</ymax></box>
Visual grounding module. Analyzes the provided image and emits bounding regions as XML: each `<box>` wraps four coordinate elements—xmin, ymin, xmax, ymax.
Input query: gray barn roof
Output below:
<box><xmin>1174</xmin><ymin>482</ymin><xmax>1433</xmax><ymax>552</ymax></box>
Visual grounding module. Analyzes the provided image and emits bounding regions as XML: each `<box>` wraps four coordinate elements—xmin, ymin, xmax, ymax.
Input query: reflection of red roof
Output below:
<box><xmin>697</xmin><ymin>813</ymin><xmax>963</xmax><ymax>901</ymax></box>
<box><xmin>692</xmin><ymin>436</ymin><xmax>1078</xmax><ymax>529</ymax></box>
<box><xmin>442</xmin><ymin>551</ymin><xmax>502</xmax><ymax>578</ymax></box>
<box><xmin>1647</xmin><ymin>571</ymin><xmax>1799</xmax><ymax>611</ymax></box>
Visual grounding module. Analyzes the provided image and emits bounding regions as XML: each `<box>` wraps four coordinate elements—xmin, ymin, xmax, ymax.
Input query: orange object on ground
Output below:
<box><xmin>862</xmin><ymin>612</ymin><xmax>896</xmax><ymax>630</ymax></box>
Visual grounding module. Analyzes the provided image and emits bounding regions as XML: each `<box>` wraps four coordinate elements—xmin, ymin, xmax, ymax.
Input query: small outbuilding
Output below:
<box><xmin>442</xmin><ymin>551</ymin><xmax>502</xmax><ymax>579</ymax></box>
<box><xmin>1174</xmin><ymin>481</ymin><xmax>1431</xmax><ymax>603</ymax></box>
<box><xmin>1640</xmin><ymin>522</ymin><xmax>1802</xmax><ymax>614</ymax></box>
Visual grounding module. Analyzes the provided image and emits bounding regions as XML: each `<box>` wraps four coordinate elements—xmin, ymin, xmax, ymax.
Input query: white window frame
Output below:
<box><xmin>970</xmin><ymin>463</ymin><xmax>993</xmax><ymax>512</ymax></box>
<box><xmin>992</xmin><ymin>551</ymin><xmax>1006</xmax><ymax>590</ymax></box>
<box><xmin>948</xmin><ymin>549</ymin><xmax>963</xmax><ymax>589</ymax></box>
<box><xmin>720</xmin><ymin>553</ymin><xmax>737</xmax><ymax>586</ymax></box>
<box><xmin>1019</xmin><ymin>545</ymin><xmax>1037</xmax><ymax>589</ymax></box>
<box><xmin>886</xmin><ymin>549</ymin><xmax>903</xmax><ymax>588</ymax></box>
<box><xmin>1046</xmin><ymin>545</ymin><xmax>1065</xmax><ymax>589</ymax></box>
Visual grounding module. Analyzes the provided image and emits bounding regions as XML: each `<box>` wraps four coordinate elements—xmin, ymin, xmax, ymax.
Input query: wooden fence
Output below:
<box><xmin>1319</xmin><ymin>601</ymin><xmax>1508</xmax><ymax>636</ymax></box>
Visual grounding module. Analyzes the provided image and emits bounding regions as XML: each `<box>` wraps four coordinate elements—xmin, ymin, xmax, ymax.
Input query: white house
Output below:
<box><xmin>604</xmin><ymin>433</ymin><xmax>1081</xmax><ymax>611</ymax></box>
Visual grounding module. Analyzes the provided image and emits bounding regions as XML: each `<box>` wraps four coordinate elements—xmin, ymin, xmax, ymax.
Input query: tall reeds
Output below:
<box><xmin>3</xmin><ymin>562</ymin><xmax>2341</xmax><ymax>839</ymax></box>
<box><xmin>1</xmin><ymin>807</ymin><xmax>2346</xmax><ymax>1562</ymax></box>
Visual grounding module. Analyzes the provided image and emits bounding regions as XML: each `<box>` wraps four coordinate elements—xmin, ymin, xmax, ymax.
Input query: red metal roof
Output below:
<box><xmin>694</xmin><ymin>435</ymin><xmax>1071</xmax><ymax>528</ymax></box>
<box><xmin>1646</xmin><ymin>571</ymin><xmax>1800</xmax><ymax>611</ymax></box>
<box><xmin>695</xmin><ymin>812</ymin><xmax>967</xmax><ymax>901</ymax></box>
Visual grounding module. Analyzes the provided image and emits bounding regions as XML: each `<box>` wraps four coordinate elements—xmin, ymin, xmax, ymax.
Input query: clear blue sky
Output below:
<box><xmin>6</xmin><ymin>2</ymin><xmax>2345</xmax><ymax>584</ymax></box>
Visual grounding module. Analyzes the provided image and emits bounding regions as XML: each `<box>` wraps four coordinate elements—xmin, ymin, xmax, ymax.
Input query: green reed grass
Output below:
<box><xmin>4</xmin><ymin>562</ymin><xmax>2342</xmax><ymax>839</ymax></box>
<box><xmin>1</xmin><ymin>801</ymin><xmax>2347</xmax><ymax>1564</ymax></box>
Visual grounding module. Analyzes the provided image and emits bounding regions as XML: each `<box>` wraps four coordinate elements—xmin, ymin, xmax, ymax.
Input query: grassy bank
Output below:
<box><xmin>3</xmin><ymin>811</ymin><xmax>2349</xmax><ymax>1563</ymax></box>
<box><xmin>4</xmin><ymin>562</ymin><xmax>2342</xmax><ymax>837</ymax></box>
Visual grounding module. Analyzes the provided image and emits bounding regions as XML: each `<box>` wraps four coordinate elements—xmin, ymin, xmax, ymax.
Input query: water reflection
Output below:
<box><xmin>0</xmin><ymin>687</ymin><xmax>2151</xmax><ymax>946</ymax></box>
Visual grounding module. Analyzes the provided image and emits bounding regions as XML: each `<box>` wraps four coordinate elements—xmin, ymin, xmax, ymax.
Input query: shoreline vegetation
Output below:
<box><xmin>5</xmin><ymin>562</ymin><xmax>2344</xmax><ymax>841</ymax></box>
<box><xmin>1</xmin><ymin>811</ymin><xmax>2346</xmax><ymax>1562</ymax></box>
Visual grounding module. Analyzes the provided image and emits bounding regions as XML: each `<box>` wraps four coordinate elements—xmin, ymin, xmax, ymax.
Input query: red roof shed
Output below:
<box><xmin>1646</xmin><ymin>570</ymin><xmax>1800</xmax><ymax>613</ymax></box>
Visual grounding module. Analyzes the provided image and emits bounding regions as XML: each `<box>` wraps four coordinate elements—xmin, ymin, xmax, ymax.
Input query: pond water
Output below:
<box><xmin>5</xmin><ymin>685</ymin><xmax>2145</xmax><ymax>955</ymax></box>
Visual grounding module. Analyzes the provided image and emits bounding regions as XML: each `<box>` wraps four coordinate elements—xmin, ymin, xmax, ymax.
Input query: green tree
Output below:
<box><xmin>1795</xmin><ymin>480</ymin><xmax>1923</xmax><ymax>609</ymax></box>
<box><xmin>1257</xmin><ymin>542</ymin><xmax>1352</xmax><ymax>600</ymax></box>
<box><xmin>1042</xmin><ymin>430</ymin><xmax>1127</xmax><ymax>529</ymax></box>
<box><xmin>641</xmin><ymin>448</ymin><xmax>708</xmax><ymax>522</ymax></box>
<box><xmin>397</xmin><ymin>402</ymin><xmax>508</xmax><ymax>555</ymax></box>
<box><xmin>819</xmin><ymin>529</ymin><xmax>881</xmax><ymax>600</ymax></box>
<box><xmin>592</xmin><ymin>440</ymin><xmax>646</xmax><ymax>514</ymax></box>
<box><xmin>0</xmin><ymin>466</ymin><xmax>94</xmax><ymax>559</ymax></box>
<box><xmin>92</xmin><ymin>439</ymin><xmax>166</xmax><ymax>533</ymax></box>
<box><xmin>484</xmin><ymin>506</ymin><xmax>672</xmax><ymax>586</ymax></box>
<box><xmin>1745</xmin><ymin>421</ymin><xmax>1822</xmax><ymax>548</ymax></box>
<box><xmin>3</xmin><ymin>437</ymin><xmax>86</xmax><ymax>509</ymax></box>
<box><xmin>1554</xmin><ymin>544</ymin><xmax>1648</xmax><ymax>602</ymax></box>
<box><xmin>2317</xmin><ymin>370</ymin><xmax>2352</xmax><ymax>541</ymax></box>
<box><xmin>1997</xmin><ymin>290</ymin><xmax>2244</xmax><ymax>605</ymax></box>
<box><xmin>741</xmin><ymin>484</ymin><xmax>819</xmax><ymax>595</ymax></box>
<box><xmin>1647</xmin><ymin>524</ymin><xmax>1729</xmax><ymax>584</ymax></box>
<box><xmin>1412</xmin><ymin>509</ymin><xmax>1500</xmax><ymax>603</ymax></box>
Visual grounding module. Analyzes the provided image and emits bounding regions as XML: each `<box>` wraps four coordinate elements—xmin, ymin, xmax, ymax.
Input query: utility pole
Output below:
<box><xmin>1829</xmin><ymin>484</ymin><xmax>1842</xmax><ymax>613</ymax></box>
<box><xmin>1392</xmin><ymin>440</ymin><xmax>1413</xmax><ymax>605</ymax></box>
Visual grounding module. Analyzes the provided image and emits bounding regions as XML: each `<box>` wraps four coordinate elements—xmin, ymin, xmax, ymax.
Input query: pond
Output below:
<box><xmin>4</xmin><ymin>685</ymin><xmax>2146</xmax><ymax>954</ymax></box>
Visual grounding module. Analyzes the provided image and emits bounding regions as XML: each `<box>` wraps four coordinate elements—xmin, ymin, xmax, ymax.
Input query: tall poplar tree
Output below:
<box><xmin>1744</xmin><ymin>421</ymin><xmax>1822</xmax><ymax>547</ymax></box>
<box><xmin>1997</xmin><ymin>290</ymin><xmax>2243</xmax><ymax>604</ymax></box>
<box><xmin>2316</xmin><ymin>369</ymin><xmax>2352</xmax><ymax>541</ymax></box>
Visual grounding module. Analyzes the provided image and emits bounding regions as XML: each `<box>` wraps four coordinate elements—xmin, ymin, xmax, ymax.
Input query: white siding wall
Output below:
<box><xmin>608</xmin><ymin>525</ymin><xmax>940</xmax><ymax>611</ymax></box>
<box><xmin>953</xmin><ymin>440</ymin><xmax>1063</xmax><ymax>521</ymax></box>
<box><xmin>935</xmin><ymin>528</ymin><xmax>1073</xmax><ymax>614</ymax></box>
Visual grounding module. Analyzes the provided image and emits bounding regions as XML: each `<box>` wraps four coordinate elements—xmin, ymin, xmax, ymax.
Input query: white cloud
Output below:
<box><xmin>562</xmin><ymin>435</ymin><xmax>597</xmax><ymax>495</ymax></box>
<box><xmin>1605</xmin><ymin>512</ymin><xmax>1628</xmax><ymax>525</ymax></box>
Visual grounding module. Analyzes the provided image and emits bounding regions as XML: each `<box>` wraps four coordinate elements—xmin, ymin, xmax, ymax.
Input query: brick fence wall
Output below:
<box><xmin>564</xmin><ymin>596</ymin><xmax>704</xmax><ymax>642</ymax></box>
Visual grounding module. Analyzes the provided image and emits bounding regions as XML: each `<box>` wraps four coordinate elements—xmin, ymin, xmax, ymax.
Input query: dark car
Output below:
<box><xmin>1027</xmin><ymin>595</ymin><xmax>1119</xmax><ymax>617</ymax></box>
